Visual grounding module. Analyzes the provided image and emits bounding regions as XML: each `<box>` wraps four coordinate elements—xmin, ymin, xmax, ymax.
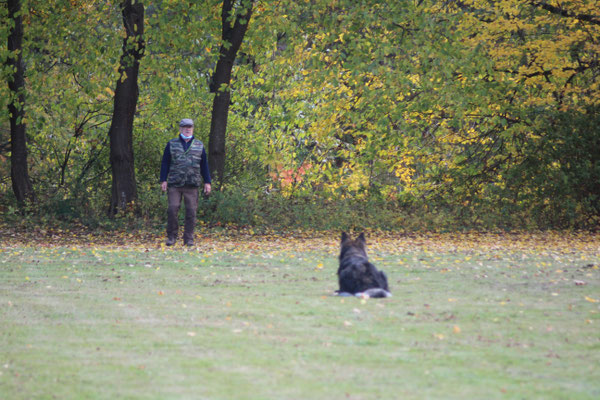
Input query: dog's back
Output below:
<box><xmin>337</xmin><ymin>232</ymin><xmax>390</xmax><ymax>297</ymax></box>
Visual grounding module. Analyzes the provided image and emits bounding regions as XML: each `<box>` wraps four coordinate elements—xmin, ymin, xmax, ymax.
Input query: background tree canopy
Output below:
<box><xmin>1</xmin><ymin>0</ymin><xmax>599</xmax><ymax>230</ymax></box>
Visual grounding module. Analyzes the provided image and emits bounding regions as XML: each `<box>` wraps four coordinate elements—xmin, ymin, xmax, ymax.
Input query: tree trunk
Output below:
<box><xmin>208</xmin><ymin>0</ymin><xmax>255</xmax><ymax>185</ymax></box>
<box><xmin>108</xmin><ymin>0</ymin><xmax>144</xmax><ymax>217</ymax></box>
<box><xmin>7</xmin><ymin>0</ymin><xmax>34</xmax><ymax>206</ymax></box>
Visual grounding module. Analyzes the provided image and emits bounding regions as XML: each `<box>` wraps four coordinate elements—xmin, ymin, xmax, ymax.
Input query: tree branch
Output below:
<box><xmin>530</xmin><ymin>1</ymin><xmax>600</xmax><ymax>25</ymax></box>
<box><xmin>0</xmin><ymin>141</ymin><xmax>11</xmax><ymax>154</ymax></box>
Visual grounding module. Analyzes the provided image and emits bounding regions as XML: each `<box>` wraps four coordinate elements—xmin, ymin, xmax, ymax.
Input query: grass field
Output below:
<box><xmin>1</xmin><ymin>231</ymin><xmax>599</xmax><ymax>399</ymax></box>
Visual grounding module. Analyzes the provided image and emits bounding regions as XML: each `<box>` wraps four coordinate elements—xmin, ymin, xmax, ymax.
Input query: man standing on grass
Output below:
<box><xmin>160</xmin><ymin>118</ymin><xmax>211</xmax><ymax>246</ymax></box>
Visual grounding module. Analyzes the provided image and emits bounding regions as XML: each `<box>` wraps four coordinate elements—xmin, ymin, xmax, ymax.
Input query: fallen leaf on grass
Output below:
<box><xmin>585</xmin><ymin>296</ymin><xmax>599</xmax><ymax>303</ymax></box>
<box><xmin>453</xmin><ymin>325</ymin><xmax>461</xmax><ymax>334</ymax></box>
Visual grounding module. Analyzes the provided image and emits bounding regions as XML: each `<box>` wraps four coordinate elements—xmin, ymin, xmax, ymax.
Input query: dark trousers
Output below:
<box><xmin>167</xmin><ymin>186</ymin><xmax>198</xmax><ymax>243</ymax></box>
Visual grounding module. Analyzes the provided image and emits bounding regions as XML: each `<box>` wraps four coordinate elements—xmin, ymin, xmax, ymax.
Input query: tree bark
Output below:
<box><xmin>108</xmin><ymin>0</ymin><xmax>144</xmax><ymax>216</ymax></box>
<box><xmin>7</xmin><ymin>0</ymin><xmax>34</xmax><ymax>206</ymax></box>
<box><xmin>208</xmin><ymin>0</ymin><xmax>255</xmax><ymax>185</ymax></box>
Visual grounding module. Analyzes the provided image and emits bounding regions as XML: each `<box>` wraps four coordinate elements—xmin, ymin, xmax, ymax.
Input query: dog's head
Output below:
<box><xmin>340</xmin><ymin>232</ymin><xmax>367</xmax><ymax>258</ymax></box>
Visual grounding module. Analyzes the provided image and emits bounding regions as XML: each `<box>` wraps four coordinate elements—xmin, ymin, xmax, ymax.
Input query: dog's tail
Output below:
<box><xmin>357</xmin><ymin>288</ymin><xmax>392</xmax><ymax>298</ymax></box>
<box><xmin>335</xmin><ymin>288</ymin><xmax>392</xmax><ymax>298</ymax></box>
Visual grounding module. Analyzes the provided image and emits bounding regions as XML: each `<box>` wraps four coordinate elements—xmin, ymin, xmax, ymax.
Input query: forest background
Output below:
<box><xmin>2</xmin><ymin>0</ymin><xmax>599</xmax><ymax>232</ymax></box>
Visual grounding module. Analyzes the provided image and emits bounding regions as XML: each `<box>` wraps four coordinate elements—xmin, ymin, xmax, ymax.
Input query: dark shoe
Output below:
<box><xmin>166</xmin><ymin>237</ymin><xmax>176</xmax><ymax>246</ymax></box>
<box><xmin>184</xmin><ymin>241</ymin><xmax>194</xmax><ymax>247</ymax></box>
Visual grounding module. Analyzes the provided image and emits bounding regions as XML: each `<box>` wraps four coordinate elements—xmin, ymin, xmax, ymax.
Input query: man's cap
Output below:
<box><xmin>179</xmin><ymin>118</ymin><xmax>194</xmax><ymax>127</ymax></box>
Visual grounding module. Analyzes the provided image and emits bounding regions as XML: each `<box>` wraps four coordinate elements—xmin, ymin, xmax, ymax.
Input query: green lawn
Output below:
<box><xmin>1</xmin><ymin>233</ymin><xmax>599</xmax><ymax>399</ymax></box>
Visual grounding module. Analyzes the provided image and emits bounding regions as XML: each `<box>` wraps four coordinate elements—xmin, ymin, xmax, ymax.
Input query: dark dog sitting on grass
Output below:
<box><xmin>336</xmin><ymin>232</ymin><xmax>391</xmax><ymax>298</ymax></box>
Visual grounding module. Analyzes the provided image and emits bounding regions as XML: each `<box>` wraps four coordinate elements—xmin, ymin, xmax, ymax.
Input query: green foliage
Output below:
<box><xmin>499</xmin><ymin>106</ymin><xmax>600</xmax><ymax>228</ymax></box>
<box><xmin>199</xmin><ymin>187</ymin><xmax>406</xmax><ymax>231</ymax></box>
<box><xmin>1</xmin><ymin>0</ymin><xmax>599</xmax><ymax>230</ymax></box>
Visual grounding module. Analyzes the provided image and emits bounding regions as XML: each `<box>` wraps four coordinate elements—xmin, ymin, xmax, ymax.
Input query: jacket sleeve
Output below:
<box><xmin>159</xmin><ymin>142</ymin><xmax>171</xmax><ymax>182</ymax></box>
<box><xmin>200</xmin><ymin>147</ymin><xmax>212</xmax><ymax>184</ymax></box>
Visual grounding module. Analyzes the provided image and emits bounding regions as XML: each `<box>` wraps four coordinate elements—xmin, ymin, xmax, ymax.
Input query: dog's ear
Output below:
<box><xmin>357</xmin><ymin>232</ymin><xmax>366</xmax><ymax>244</ymax></box>
<box><xmin>341</xmin><ymin>232</ymin><xmax>349</xmax><ymax>243</ymax></box>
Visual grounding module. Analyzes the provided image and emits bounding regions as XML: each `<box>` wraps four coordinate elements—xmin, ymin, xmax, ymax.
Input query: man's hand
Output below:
<box><xmin>204</xmin><ymin>183</ymin><xmax>212</xmax><ymax>196</ymax></box>
<box><xmin>161</xmin><ymin>181</ymin><xmax>168</xmax><ymax>192</ymax></box>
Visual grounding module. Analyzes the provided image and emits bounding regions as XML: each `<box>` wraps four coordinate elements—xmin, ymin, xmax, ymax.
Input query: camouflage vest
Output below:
<box><xmin>167</xmin><ymin>138</ymin><xmax>205</xmax><ymax>187</ymax></box>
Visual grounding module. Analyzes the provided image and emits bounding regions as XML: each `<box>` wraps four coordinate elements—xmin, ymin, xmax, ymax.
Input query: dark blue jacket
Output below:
<box><xmin>160</xmin><ymin>136</ymin><xmax>211</xmax><ymax>184</ymax></box>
